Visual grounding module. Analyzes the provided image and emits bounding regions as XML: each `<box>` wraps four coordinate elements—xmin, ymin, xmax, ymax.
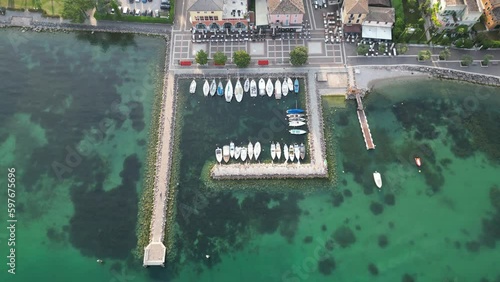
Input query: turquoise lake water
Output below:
<box><xmin>0</xmin><ymin>30</ymin><xmax>499</xmax><ymax>282</ymax></box>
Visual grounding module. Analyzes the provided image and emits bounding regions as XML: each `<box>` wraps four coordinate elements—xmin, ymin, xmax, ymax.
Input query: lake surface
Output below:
<box><xmin>0</xmin><ymin>30</ymin><xmax>499</xmax><ymax>282</ymax></box>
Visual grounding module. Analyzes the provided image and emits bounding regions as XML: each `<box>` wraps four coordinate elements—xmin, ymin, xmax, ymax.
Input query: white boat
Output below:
<box><xmin>270</xmin><ymin>142</ymin><xmax>276</xmax><ymax>160</ymax></box>
<box><xmin>258</xmin><ymin>78</ymin><xmax>266</xmax><ymax>96</ymax></box>
<box><xmin>217</xmin><ymin>80</ymin><xmax>224</xmax><ymax>96</ymax></box>
<box><xmin>276</xmin><ymin>142</ymin><xmax>281</xmax><ymax>160</ymax></box>
<box><xmin>373</xmin><ymin>171</ymin><xmax>382</xmax><ymax>189</ymax></box>
<box><xmin>289</xmin><ymin>120</ymin><xmax>306</xmax><ymax>127</ymax></box>
<box><xmin>287</xmin><ymin>113</ymin><xmax>305</xmax><ymax>119</ymax></box>
<box><xmin>225</xmin><ymin>79</ymin><xmax>233</xmax><ymax>103</ymax></box>
<box><xmin>289</xmin><ymin>145</ymin><xmax>295</xmax><ymax>162</ymax></box>
<box><xmin>235</xmin><ymin>79</ymin><xmax>244</xmax><ymax>103</ymax></box>
<box><xmin>250</xmin><ymin>79</ymin><xmax>258</xmax><ymax>97</ymax></box>
<box><xmin>241</xmin><ymin>147</ymin><xmax>247</xmax><ymax>161</ymax></box>
<box><xmin>288</xmin><ymin>117</ymin><xmax>306</xmax><ymax>122</ymax></box>
<box><xmin>229</xmin><ymin>141</ymin><xmax>235</xmax><ymax>158</ymax></box>
<box><xmin>234</xmin><ymin>146</ymin><xmax>241</xmax><ymax>160</ymax></box>
<box><xmin>254</xmin><ymin>141</ymin><xmax>261</xmax><ymax>160</ymax></box>
<box><xmin>215</xmin><ymin>147</ymin><xmax>222</xmax><ymax>163</ymax></box>
<box><xmin>222</xmin><ymin>145</ymin><xmax>230</xmax><ymax>163</ymax></box>
<box><xmin>294</xmin><ymin>144</ymin><xmax>300</xmax><ymax>163</ymax></box>
<box><xmin>275</xmin><ymin>78</ymin><xmax>282</xmax><ymax>100</ymax></box>
<box><xmin>287</xmin><ymin>77</ymin><xmax>293</xmax><ymax>92</ymax></box>
<box><xmin>289</xmin><ymin>129</ymin><xmax>307</xmax><ymax>135</ymax></box>
<box><xmin>248</xmin><ymin>142</ymin><xmax>254</xmax><ymax>161</ymax></box>
<box><xmin>203</xmin><ymin>79</ymin><xmax>210</xmax><ymax>97</ymax></box>
<box><xmin>244</xmin><ymin>78</ymin><xmax>250</xmax><ymax>93</ymax></box>
<box><xmin>266</xmin><ymin>78</ymin><xmax>273</xmax><ymax>97</ymax></box>
<box><xmin>284</xmin><ymin>144</ymin><xmax>289</xmax><ymax>162</ymax></box>
<box><xmin>300</xmin><ymin>143</ymin><xmax>305</xmax><ymax>160</ymax></box>
<box><xmin>189</xmin><ymin>79</ymin><xmax>197</xmax><ymax>94</ymax></box>
<box><xmin>210</xmin><ymin>79</ymin><xmax>217</xmax><ymax>96</ymax></box>
<box><xmin>282</xmin><ymin>78</ymin><xmax>289</xmax><ymax>97</ymax></box>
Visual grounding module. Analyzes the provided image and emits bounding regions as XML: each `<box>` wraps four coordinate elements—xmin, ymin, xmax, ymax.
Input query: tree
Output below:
<box><xmin>195</xmin><ymin>50</ymin><xmax>208</xmax><ymax>65</ymax></box>
<box><xmin>213</xmin><ymin>51</ymin><xmax>227</xmax><ymax>65</ymax></box>
<box><xmin>461</xmin><ymin>54</ymin><xmax>473</xmax><ymax>66</ymax></box>
<box><xmin>233</xmin><ymin>50</ymin><xmax>251</xmax><ymax>68</ymax></box>
<box><xmin>357</xmin><ymin>44</ymin><xmax>369</xmax><ymax>55</ymax></box>
<box><xmin>62</xmin><ymin>0</ymin><xmax>94</xmax><ymax>23</ymax></box>
<box><xmin>290</xmin><ymin>46</ymin><xmax>308</xmax><ymax>66</ymax></box>
<box><xmin>439</xmin><ymin>48</ymin><xmax>451</xmax><ymax>60</ymax></box>
<box><xmin>378</xmin><ymin>43</ymin><xmax>387</xmax><ymax>54</ymax></box>
<box><xmin>418</xmin><ymin>50</ymin><xmax>431</xmax><ymax>61</ymax></box>
<box><xmin>396</xmin><ymin>43</ymin><xmax>408</xmax><ymax>54</ymax></box>
<box><xmin>482</xmin><ymin>54</ymin><xmax>494</xmax><ymax>66</ymax></box>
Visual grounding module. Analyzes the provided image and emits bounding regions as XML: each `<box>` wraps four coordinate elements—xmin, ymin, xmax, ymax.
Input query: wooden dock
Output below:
<box><xmin>355</xmin><ymin>94</ymin><xmax>375</xmax><ymax>150</ymax></box>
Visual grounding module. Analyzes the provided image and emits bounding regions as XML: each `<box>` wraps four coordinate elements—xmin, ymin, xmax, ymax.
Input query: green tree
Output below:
<box><xmin>213</xmin><ymin>51</ymin><xmax>227</xmax><ymax>65</ymax></box>
<box><xmin>233</xmin><ymin>50</ymin><xmax>251</xmax><ymax>68</ymax></box>
<box><xmin>456</xmin><ymin>25</ymin><xmax>468</xmax><ymax>36</ymax></box>
<box><xmin>62</xmin><ymin>0</ymin><xmax>94</xmax><ymax>23</ymax></box>
<box><xmin>418</xmin><ymin>50</ymin><xmax>431</xmax><ymax>60</ymax></box>
<box><xmin>378</xmin><ymin>43</ymin><xmax>387</xmax><ymax>54</ymax></box>
<box><xmin>461</xmin><ymin>54</ymin><xmax>473</xmax><ymax>66</ymax></box>
<box><xmin>195</xmin><ymin>50</ymin><xmax>208</xmax><ymax>65</ymax></box>
<box><xmin>290</xmin><ymin>46</ymin><xmax>308</xmax><ymax>66</ymax></box>
<box><xmin>482</xmin><ymin>54</ymin><xmax>494</xmax><ymax>66</ymax></box>
<box><xmin>396</xmin><ymin>43</ymin><xmax>408</xmax><ymax>54</ymax></box>
<box><xmin>357</xmin><ymin>44</ymin><xmax>369</xmax><ymax>55</ymax></box>
<box><xmin>439</xmin><ymin>48</ymin><xmax>451</xmax><ymax>60</ymax></box>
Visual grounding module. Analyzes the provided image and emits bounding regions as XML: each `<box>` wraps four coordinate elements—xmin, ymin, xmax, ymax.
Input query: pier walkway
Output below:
<box><xmin>355</xmin><ymin>94</ymin><xmax>375</xmax><ymax>150</ymax></box>
<box><xmin>211</xmin><ymin>71</ymin><xmax>328</xmax><ymax>179</ymax></box>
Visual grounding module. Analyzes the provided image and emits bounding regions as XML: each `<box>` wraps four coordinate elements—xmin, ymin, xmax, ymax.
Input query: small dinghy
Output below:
<box><xmin>189</xmin><ymin>79</ymin><xmax>197</xmax><ymax>94</ymax></box>
<box><xmin>276</xmin><ymin>142</ymin><xmax>281</xmax><ymax>160</ymax></box>
<box><xmin>234</xmin><ymin>146</ymin><xmax>241</xmax><ymax>160</ymax></box>
<box><xmin>373</xmin><ymin>171</ymin><xmax>382</xmax><ymax>189</ymax></box>
<box><xmin>244</xmin><ymin>78</ymin><xmax>250</xmax><ymax>93</ymax></box>
<box><xmin>203</xmin><ymin>79</ymin><xmax>210</xmax><ymax>97</ymax></box>
<box><xmin>217</xmin><ymin>81</ymin><xmax>224</xmax><ymax>96</ymax></box>
<box><xmin>282</xmin><ymin>78</ymin><xmax>289</xmax><ymax>97</ymax></box>
<box><xmin>225</xmin><ymin>79</ymin><xmax>233</xmax><ymax>103</ymax></box>
<box><xmin>283</xmin><ymin>144</ymin><xmax>289</xmax><ymax>162</ymax></box>
<box><xmin>415</xmin><ymin>157</ymin><xmax>422</xmax><ymax>167</ymax></box>
<box><xmin>270</xmin><ymin>142</ymin><xmax>276</xmax><ymax>160</ymax></box>
<box><xmin>241</xmin><ymin>147</ymin><xmax>247</xmax><ymax>161</ymax></box>
<box><xmin>300</xmin><ymin>143</ymin><xmax>305</xmax><ymax>160</ymax></box>
<box><xmin>254</xmin><ymin>141</ymin><xmax>261</xmax><ymax>160</ymax></box>
<box><xmin>235</xmin><ymin>79</ymin><xmax>244</xmax><ymax>103</ymax></box>
<box><xmin>215</xmin><ymin>147</ymin><xmax>222</xmax><ymax>163</ymax></box>
<box><xmin>275</xmin><ymin>78</ymin><xmax>282</xmax><ymax>100</ymax></box>
<box><xmin>258</xmin><ymin>78</ymin><xmax>266</xmax><ymax>96</ymax></box>
<box><xmin>289</xmin><ymin>129</ymin><xmax>307</xmax><ymax>135</ymax></box>
<box><xmin>250</xmin><ymin>79</ymin><xmax>258</xmax><ymax>97</ymax></box>
<box><xmin>289</xmin><ymin>120</ymin><xmax>306</xmax><ymax>127</ymax></box>
<box><xmin>229</xmin><ymin>141</ymin><xmax>235</xmax><ymax>159</ymax></box>
<box><xmin>289</xmin><ymin>145</ymin><xmax>295</xmax><ymax>162</ymax></box>
<box><xmin>287</xmin><ymin>77</ymin><xmax>293</xmax><ymax>92</ymax></box>
<box><xmin>222</xmin><ymin>145</ymin><xmax>230</xmax><ymax>163</ymax></box>
<box><xmin>294</xmin><ymin>78</ymin><xmax>299</xmax><ymax>94</ymax></box>
<box><xmin>266</xmin><ymin>78</ymin><xmax>273</xmax><ymax>97</ymax></box>
<box><xmin>248</xmin><ymin>142</ymin><xmax>254</xmax><ymax>161</ymax></box>
<box><xmin>210</xmin><ymin>79</ymin><xmax>217</xmax><ymax>96</ymax></box>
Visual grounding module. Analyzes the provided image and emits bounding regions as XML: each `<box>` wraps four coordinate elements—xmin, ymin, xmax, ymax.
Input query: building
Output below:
<box><xmin>362</xmin><ymin>7</ymin><xmax>395</xmax><ymax>40</ymax></box>
<box><xmin>267</xmin><ymin>0</ymin><xmax>305</xmax><ymax>29</ymax></box>
<box><xmin>482</xmin><ymin>0</ymin><xmax>500</xmax><ymax>29</ymax></box>
<box><xmin>432</xmin><ymin>0</ymin><xmax>483</xmax><ymax>28</ymax></box>
<box><xmin>341</xmin><ymin>0</ymin><xmax>369</xmax><ymax>33</ymax></box>
<box><xmin>187</xmin><ymin>0</ymin><xmax>250</xmax><ymax>31</ymax></box>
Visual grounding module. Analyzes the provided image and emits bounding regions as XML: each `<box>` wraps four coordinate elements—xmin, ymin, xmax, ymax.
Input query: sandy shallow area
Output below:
<box><xmin>354</xmin><ymin>66</ymin><xmax>430</xmax><ymax>90</ymax></box>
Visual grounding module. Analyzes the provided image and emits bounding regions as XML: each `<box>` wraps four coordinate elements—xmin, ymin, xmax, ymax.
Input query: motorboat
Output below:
<box><xmin>289</xmin><ymin>120</ymin><xmax>306</xmax><ymax>127</ymax></box>
<box><xmin>288</xmin><ymin>117</ymin><xmax>306</xmax><ymax>122</ymax></box>
<box><xmin>415</xmin><ymin>157</ymin><xmax>422</xmax><ymax>167</ymax></box>
<box><xmin>244</xmin><ymin>78</ymin><xmax>250</xmax><ymax>93</ymax></box>
<box><xmin>289</xmin><ymin>145</ymin><xmax>295</xmax><ymax>162</ymax></box>
<box><xmin>294</xmin><ymin>144</ymin><xmax>300</xmax><ymax>163</ymax></box>
<box><xmin>294</xmin><ymin>78</ymin><xmax>299</xmax><ymax>94</ymax></box>
<box><xmin>225</xmin><ymin>79</ymin><xmax>233</xmax><ymax>103</ymax></box>
<box><xmin>254</xmin><ymin>141</ymin><xmax>261</xmax><ymax>160</ymax></box>
<box><xmin>248</xmin><ymin>141</ymin><xmax>254</xmax><ymax>161</ymax></box>
<box><xmin>235</xmin><ymin>79</ymin><xmax>244</xmax><ymax>103</ymax></box>
<box><xmin>300</xmin><ymin>143</ymin><xmax>305</xmax><ymax>160</ymax></box>
<box><xmin>189</xmin><ymin>79</ymin><xmax>197</xmax><ymax>94</ymax></box>
<box><xmin>250</xmin><ymin>79</ymin><xmax>258</xmax><ymax>97</ymax></box>
<box><xmin>241</xmin><ymin>147</ymin><xmax>247</xmax><ymax>161</ymax></box>
<box><xmin>270</xmin><ymin>142</ymin><xmax>276</xmax><ymax>160</ymax></box>
<box><xmin>287</xmin><ymin>77</ymin><xmax>293</xmax><ymax>92</ymax></box>
<box><xmin>275</xmin><ymin>78</ymin><xmax>282</xmax><ymax>100</ymax></box>
<box><xmin>287</xmin><ymin>108</ymin><xmax>305</xmax><ymax>114</ymax></box>
<box><xmin>217</xmin><ymin>81</ymin><xmax>224</xmax><ymax>96</ymax></box>
<box><xmin>266</xmin><ymin>78</ymin><xmax>273</xmax><ymax>97</ymax></box>
<box><xmin>234</xmin><ymin>146</ymin><xmax>241</xmax><ymax>160</ymax></box>
<box><xmin>229</xmin><ymin>141</ymin><xmax>235</xmax><ymax>158</ymax></box>
<box><xmin>258</xmin><ymin>78</ymin><xmax>266</xmax><ymax>96</ymax></box>
<box><xmin>215</xmin><ymin>147</ymin><xmax>222</xmax><ymax>163</ymax></box>
<box><xmin>373</xmin><ymin>171</ymin><xmax>382</xmax><ymax>189</ymax></box>
<box><xmin>210</xmin><ymin>79</ymin><xmax>217</xmax><ymax>96</ymax></box>
<box><xmin>287</xmin><ymin>113</ymin><xmax>305</xmax><ymax>119</ymax></box>
<box><xmin>290</xmin><ymin>129</ymin><xmax>307</xmax><ymax>135</ymax></box>
<box><xmin>276</xmin><ymin>142</ymin><xmax>281</xmax><ymax>160</ymax></box>
<box><xmin>282</xmin><ymin>78</ymin><xmax>289</xmax><ymax>97</ymax></box>
<box><xmin>222</xmin><ymin>145</ymin><xmax>230</xmax><ymax>163</ymax></box>
<box><xmin>283</xmin><ymin>144</ymin><xmax>289</xmax><ymax>162</ymax></box>
<box><xmin>203</xmin><ymin>79</ymin><xmax>210</xmax><ymax>97</ymax></box>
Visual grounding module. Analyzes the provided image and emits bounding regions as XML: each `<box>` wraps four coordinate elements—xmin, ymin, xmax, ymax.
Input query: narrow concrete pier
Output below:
<box><xmin>355</xmin><ymin>94</ymin><xmax>375</xmax><ymax>150</ymax></box>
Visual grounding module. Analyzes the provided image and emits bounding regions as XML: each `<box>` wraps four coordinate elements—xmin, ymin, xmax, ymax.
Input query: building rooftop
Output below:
<box><xmin>365</xmin><ymin>7</ymin><xmax>395</xmax><ymax>22</ymax></box>
<box><xmin>256</xmin><ymin>0</ymin><xmax>269</xmax><ymax>25</ymax></box>
<box><xmin>223</xmin><ymin>0</ymin><xmax>247</xmax><ymax>19</ymax></box>
<box><xmin>188</xmin><ymin>0</ymin><xmax>223</xmax><ymax>11</ymax></box>
<box><xmin>268</xmin><ymin>0</ymin><xmax>306</xmax><ymax>14</ymax></box>
<box><xmin>344</xmin><ymin>0</ymin><xmax>369</xmax><ymax>14</ymax></box>
<box><xmin>444</xmin><ymin>0</ymin><xmax>465</xmax><ymax>6</ymax></box>
<box><xmin>464</xmin><ymin>0</ymin><xmax>479</xmax><ymax>11</ymax></box>
<box><xmin>368</xmin><ymin>0</ymin><xmax>391</xmax><ymax>7</ymax></box>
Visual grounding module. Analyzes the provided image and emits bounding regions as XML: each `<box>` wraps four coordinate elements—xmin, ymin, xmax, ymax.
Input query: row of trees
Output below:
<box><xmin>195</xmin><ymin>46</ymin><xmax>309</xmax><ymax>67</ymax></box>
<box><xmin>418</xmin><ymin>49</ymin><xmax>494</xmax><ymax>66</ymax></box>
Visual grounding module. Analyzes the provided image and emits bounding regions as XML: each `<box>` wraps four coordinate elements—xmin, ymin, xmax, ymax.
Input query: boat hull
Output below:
<box><xmin>373</xmin><ymin>172</ymin><xmax>382</xmax><ymax>189</ymax></box>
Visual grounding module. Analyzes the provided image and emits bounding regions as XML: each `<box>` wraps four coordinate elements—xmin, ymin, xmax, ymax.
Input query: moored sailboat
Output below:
<box><xmin>234</xmin><ymin>146</ymin><xmax>241</xmax><ymax>160</ymax></box>
<box><xmin>283</xmin><ymin>144</ymin><xmax>289</xmax><ymax>162</ymax></box>
<box><xmin>270</xmin><ymin>142</ymin><xmax>276</xmax><ymax>160</ymax></box>
<box><xmin>222</xmin><ymin>145</ymin><xmax>230</xmax><ymax>163</ymax></box>
<box><xmin>229</xmin><ymin>141</ymin><xmax>235</xmax><ymax>158</ymax></box>
<box><xmin>275</xmin><ymin>78</ymin><xmax>282</xmax><ymax>100</ymax></box>
<box><xmin>203</xmin><ymin>79</ymin><xmax>210</xmax><ymax>97</ymax></box>
<box><xmin>189</xmin><ymin>79</ymin><xmax>197</xmax><ymax>94</ymax></box>
<box><xmin>248</xmin><ymin>141</ymin><xmax>254</xmax><ymax>161</ymax></box>
<box><xmin>210</xmin><ymin>79</ymin><xmax>217</xmax><ymax>96</ymax></box>
<box><xmin>235</xmin><ymin>79</ymin><xmax>244</xmax><ymax>102</ymax></box>
<box><xmin>258</xmin><ymin>78</ymin><xmax>266</xmax><ymax>96</ymax></box>
<box><xmin>282</xmin><ymin>78</ymin><xmax>289</xmax><ymax>96</ymax></box>
<box><xmin>244</xmin><ymin>78</ymin><xmax>250</xmax><ymax>93</ymax></box>
<box><xmin>276</xmin><ymin>142</ymin><xmax>281</xmax><ymax>160</ymax></box>
<box><xmin>287</xmin><ymin>77</ymin><xmax>293</xmax><ymax>92</ymax></box>
<box><xmin>294</xmin><ymin>144</ymin><xmax>300</xmax><ymax>163</ymax></box>
<box><xmin>294</xmin><ymin>78</ymin><xmax>299</xmax><ymax>94</ymax></box>
<box><xmin>241</xmin><ymin>147</ymin><xmax>247</xmax><ymax>161</ymax></box>
<box><xmin>215</xmin><ymin>147</ymin><xmax>222</xmax><ymax>163</ymax></box>
<box><xmin>266</xmin><ymin>78</ymin><xmax>273</xmax><ymax>97</ymax></box>
<box><xmin>289</xmin><ymin>145</ymin><xmax>295</xmax><ymax>162</ymax></box>
<box><xmin>300</xmin><ymin>143</ymin><xmax>305</xmax><ymax>160</ymax></box>
<box><xmin>254</xmin><ymin>141</ymin><xmax>261</xmax><ymax>160</ymax></box>
<box><xmin>217</xmin><ymin>80</ymin><xmax>224</xmax><ymax>96</ymax></box>
<box><xmin>250</xmin><ymin>79</ymin><xmax>258</xmax><ymax>97</ymax></box>
<box><xmin>225</xmin><ymin>79</ymin><xmax>233</xmax><ymax>102</ymax></box>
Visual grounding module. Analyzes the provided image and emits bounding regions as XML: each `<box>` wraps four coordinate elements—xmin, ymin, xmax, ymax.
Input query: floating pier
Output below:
<box><xmin>355</xmin><ymin>94</ymin><xmax>375</xmax><ymax>150</ymax></box>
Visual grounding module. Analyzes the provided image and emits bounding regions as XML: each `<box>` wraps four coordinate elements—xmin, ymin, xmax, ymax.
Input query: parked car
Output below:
<box><xmin>160</xmin><ymin>4</ymin><xmax>170</xmax><ymax>9</ymax></box>
<box><xmin>314</xmin><ymin>1</ymin><xmax>318</xmax><ymax>9</ymax></box>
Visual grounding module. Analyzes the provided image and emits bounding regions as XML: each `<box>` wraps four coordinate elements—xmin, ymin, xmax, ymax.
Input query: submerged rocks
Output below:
<box><xmin>368</xmin><ymin>263</ymin><xmax>379</xmax><ymax>275</ymax></box>
<box><xmin>318</xmin><ymin>257</ymin><xmax>336</xmax><ymax>275</ymax></box>
<box><xmin>370</xmin><ymin>201</ymin><xmax>384</xmax><ymax>215</ymax></box>
<box><xmin>333</xmin><ymin>226</ymin><xmax>356</xmax><ymax>248</ymax></box>
<box><xmin>384</xmin><ymin>193</ymin><xmax>396</xmax><ymax>206</ymax></box>
<box><xmin>378</xmin><ymin>234</ymin><xmax>389</xmax><ymax>248</ymax></box>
